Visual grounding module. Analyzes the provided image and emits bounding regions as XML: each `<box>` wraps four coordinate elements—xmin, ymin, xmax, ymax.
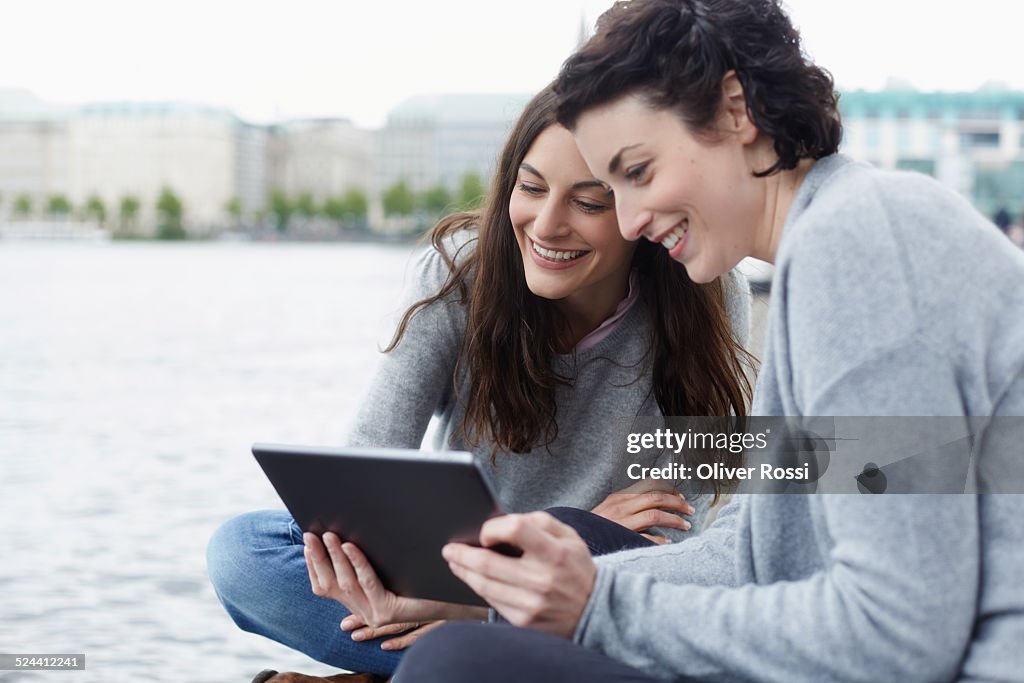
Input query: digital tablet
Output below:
<box><xmin>252</xmin><ymin>443</ymin><xmax>508</xmax><ymax>606</ymax></box>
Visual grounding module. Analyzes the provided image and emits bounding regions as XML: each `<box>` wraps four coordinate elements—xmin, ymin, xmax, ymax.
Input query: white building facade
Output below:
<box><xmin>68</xmin><ymin>102</ymin><xmax>241</xmax><ymax>231</ymax></box>
<box><xmin>378</xmin><ymin>93</ymin><xmax>532</xmax><ymax>195</ymax></box>
<box><xmin>271</xmin><ymin>119</ymin><xmax>375</xmax><ymax>204</ymax></box>
<box><xmin>0</xmin><ymin>90</ymin><xmax>266</xmax><ymax>234</ymax></box>
<box><xmin>840</xmin><ymin>89</ymin><xmax>1024</xmax><ymax>216</ymax></box>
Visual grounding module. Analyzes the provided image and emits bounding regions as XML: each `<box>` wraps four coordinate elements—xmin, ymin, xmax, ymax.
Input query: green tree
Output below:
<box><xmin>85</xmin><ymin>195</ymin><xmax>107</xmax><ymax>226</ymax></box>
<box><xmin>457</xmin><ymin>171</ymin><xmax>486</xmax><ymax>210</ymax></box>
<box><xmin>382</xmin><ymin>180</ymin><xmax>415</xmax><ymax>217</ymax></box>
<box><xmin>294</xmin><ymin>192</ymin><xmax>316</xmax><ymax>218</ymax></box>
<box><xmin>341</xmin><ymin>188</ymin><xmax>369</xmax><ymax>220</ymax></box>
<box><xmin>268</xmin><ymin>189</ymin><xmax>293</xmax><ymax>233</ymax></box>
<box><xmin>225</xmin><ymin>197</ymin><xmax>242</xmax><ymax>224</ymax></box>
<box><xmin>13</xmin><ymin>194</ymin><xmax>33</xmax><ymax>218</ymax></box>
<box><xmin>324</xmin><ymin>190</ymin><xmax>371</xmax><ymax>231</ymax></box>
<box><xmin>420</xmin><ymin>184</ymin><xmax>453</xmax><ymax>216</ymax></box>
<box><xmin>119</xmin><ymin>195</ymin><xmax>141</xmax><ymax>233</ymax></box>
<box><xmin>321</xmin><ymin>196</ymin><xmax>346</xmax><ymax>225</ymax></box>
<box><xmin>324</xmin><ymin>188</ymin><xmax>371</xmax><ymax>232</ymax></box>
<box><xmin>46</xmin><ymin>195</ymin><xmax>72</xmax><ymax>217</ymax></box>
<box><xmin>156</xmin><ymin>186</ymin><xmax>186</xmax><ymax>240</ymax></box>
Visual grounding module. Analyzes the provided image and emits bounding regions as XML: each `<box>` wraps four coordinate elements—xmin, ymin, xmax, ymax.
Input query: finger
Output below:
<box><xmin>443</xmin><ymin>544</ymin><xmax>524</xmax><ymax>587</ymax></box>
<box><xmin>341</xmin><ymin>542</ymin><xmax>383</xmax><ymax>597</ymax></box>
<box><xmin>446</xmin><ymin>559</ymin><xmax>540</xmax><ymax>614</ymax></box>
<box><xmin>381</xmin><ymin>621</ymin><xmax>445</xmax><ymax>651</ymax></box>
<box><xmin>303</xmin><ymin>535</ymin><xmax>321</xmax><ymax>592</ymax></box>
<box><xmin>322</xmin><ymin>533</ymin><xmax>360</xmax><ymax>589</ymax></box>
<box><xmin>445</xmin><ymin>539</ymin><xmax>578</xmax><ymax>612</ymax></box>
<box><xmin>612</xmin><ymin>491</ymin><xmax>696</xmax><ymax>517</ymax></box>
<box><xmin>619</xmin><ymin>477</ymin><xmax>678</xmax><ymax>495</ymax></box>
<box><xmin>340</xmin><ymin>613</ymin><xmax>367</xmax><ymax>631</ymax></box>
<box><xmin>303</xmin><ymin>533</ymin><xmax>336</xmax><ymax>596</ymax></box>
<box><xmin>478</xmin><ymin>514</ymin><xmax>564</xmax><ymax>560</ymax></box>
<box><xmin>304</xmin><ymin>546</ymin><xmax>323</xmax><ymax>594</ymax></box>
<box><xmin>622</xmin><ymin>509</ymin><xmax>692</xmax><ymax>532</ymax></box>
<box><xmin>350</xmin><ymin>621</ymin><xmax>419</xmax><ymax>642</ymax></box>
<box><xmin>641</xmin><ymin>533</ymin><xmax>672</xmax><ymax>545</ymax></box>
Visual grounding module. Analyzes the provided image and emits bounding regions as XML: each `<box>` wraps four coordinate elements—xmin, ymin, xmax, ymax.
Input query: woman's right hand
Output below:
<box><xmin>339</xmin><ymin>615</ymin><xmax>447</xmax><ymax>651</ymax></box>
<box><xmin>590</xmin><ymin>478</ymin><xmax>696</xmax><ymax>543</ymax></box>
<box><xmin>304</xmin><ymin>532</ymin><xmax>486</xmax><ymax>629</ymax></box>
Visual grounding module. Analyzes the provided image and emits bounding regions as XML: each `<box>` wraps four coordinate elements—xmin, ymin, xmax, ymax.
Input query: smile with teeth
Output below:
<box><xmin>531</xmin><ymin>239</ymin><xmax>589</xmax><ymax>262</ymax></box>
<box><xmin>661</xmin><ymin>220</ymin><xmax>689</xmax><ymax>249</ymax></box>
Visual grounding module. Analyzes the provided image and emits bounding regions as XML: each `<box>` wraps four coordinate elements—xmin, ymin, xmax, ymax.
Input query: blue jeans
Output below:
<box><xmin>206</xmin><ymin>507</ymin><xmax>652</xmax><ymax>677</ymax></box>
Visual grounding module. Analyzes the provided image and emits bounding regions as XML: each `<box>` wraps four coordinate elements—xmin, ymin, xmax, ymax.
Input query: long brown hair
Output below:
<box><xmin>386</xmin><ymin>85</ymin><xmax>752</xmax><ymax>488</ymax></box>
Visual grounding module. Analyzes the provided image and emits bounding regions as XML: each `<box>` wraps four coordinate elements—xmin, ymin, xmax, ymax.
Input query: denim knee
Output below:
<box><xmin>206</xmin><ymin>509</ymin><xmax>295</xmax><ymax>621</ymax></box>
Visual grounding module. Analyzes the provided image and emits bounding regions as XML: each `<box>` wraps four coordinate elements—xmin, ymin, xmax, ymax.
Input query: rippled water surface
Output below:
<box><xmin>0</xmin><ymin>241</ymin><xmax>418</xmax><ymax>682</ymax></box>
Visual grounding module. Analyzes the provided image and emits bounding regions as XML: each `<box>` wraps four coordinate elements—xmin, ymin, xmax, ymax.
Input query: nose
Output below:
<box><xmin>532</xmin><ymin>198</ymin><xmax>571</xmax><ymax>241</ymax></box>
<box><xmin>615</xmin><ymin>194</ymin><xmax>651</xmax><ymax>242</ymax></box>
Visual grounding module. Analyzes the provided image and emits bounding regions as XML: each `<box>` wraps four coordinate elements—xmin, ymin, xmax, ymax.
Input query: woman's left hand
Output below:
<box><xmin>442</xmin><ymin>511</ymin><xmax>596</xmax><ymax>639</ymax></box>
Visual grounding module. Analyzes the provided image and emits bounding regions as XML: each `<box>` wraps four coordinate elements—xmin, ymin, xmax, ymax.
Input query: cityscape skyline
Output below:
<box><xmin>3</xmin><ymin>84</ymin><xmax>1023</xmax><ymax>237</ymax></box>
<box><xmin>3</xmin><ymin>0</ymin><xmax>1024</xmax><ymax>129</ymax></box>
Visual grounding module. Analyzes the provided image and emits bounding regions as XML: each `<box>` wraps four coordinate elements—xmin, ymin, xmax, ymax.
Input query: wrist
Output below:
<box><xmin>447</xmin><ymin>604</ymin><xmax>489</xmax><ymax>621</ymax></box>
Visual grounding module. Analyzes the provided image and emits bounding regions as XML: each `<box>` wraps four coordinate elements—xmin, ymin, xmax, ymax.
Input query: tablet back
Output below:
<box><xmin>252</xmin><ymin>443</ymin><xmax>502</xmax><ymax>606</ymax></box>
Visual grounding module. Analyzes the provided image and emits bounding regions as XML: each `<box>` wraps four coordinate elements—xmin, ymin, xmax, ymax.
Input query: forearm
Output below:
<box><xmin>578</xmin><ymin>495</ymin><xmax>979</xmax><ymax>683</ymax></box>
<box><xmin>440</xmin><ymin>604</ymin><xmax>489</xmax><ymax>622</ymax></box>
<box><xmin>593</xmin><ymin>496</ymin><xmax>743</xmax><ymax>587</ymax></box>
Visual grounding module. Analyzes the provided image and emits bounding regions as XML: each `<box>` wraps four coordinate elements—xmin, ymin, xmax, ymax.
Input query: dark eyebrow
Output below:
<box><xmin>608</xmin><ymin>144</ymin><xmax>642</xmax><ymax>174</ymax></box>
<box><xmin>573</xmin><ymin>180</ymin><xmax>611</xmax><ymax>194</ymax></box>
<box><xmin>520</xmin><ymin>164</ymin><xmax>610</xmax><ymax>194</ymax></box>
<box><xmin>519</xmin><ymin>163</ymin><xmax>544</xmax><ymax>181</ymax></box>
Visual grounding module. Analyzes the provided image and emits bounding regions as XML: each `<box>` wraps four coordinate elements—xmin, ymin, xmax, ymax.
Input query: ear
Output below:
<box><xmin>718</xmin><ymin>70</ymin><xmax>758</xmax><ymax>145</ymax></box>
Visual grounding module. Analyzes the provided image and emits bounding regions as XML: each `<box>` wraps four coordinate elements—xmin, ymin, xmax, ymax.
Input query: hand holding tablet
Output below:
<box><xmin>253</xmin><ymin>443</ymin><xmax>520</xmax><ymax>606</ymax></box>
<box><xmin>303</xmin><ymin>530</ymin><xmax>485</xmax><ymax>639</ymax></box>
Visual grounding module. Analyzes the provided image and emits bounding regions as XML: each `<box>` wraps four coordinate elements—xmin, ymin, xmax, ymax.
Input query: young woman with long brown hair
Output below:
<box><xmin>207</xmin><ymin>83</ymin><xmax>753</xmax><ymax>681</ymax></box>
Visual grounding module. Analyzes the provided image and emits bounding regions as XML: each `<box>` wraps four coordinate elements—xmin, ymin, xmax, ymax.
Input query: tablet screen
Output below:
<box><xmin>253</xmin><ymin>443</ymin><xmax>504</xmax><ymax>606</ymax></box>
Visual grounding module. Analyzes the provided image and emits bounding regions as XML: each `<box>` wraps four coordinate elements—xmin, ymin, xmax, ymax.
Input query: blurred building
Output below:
<box><xmin>0</xmin><ymin>89</ymin><xmax>74</xmax><ymax>218</ymax></box>
<box><xmin>7</xmin><ymin>85</ymin><xmax>1022</xmax><ymax>236</ymax></box>
<box><xmin>378</xmin><ymin>93</ymin><xmax>532</xmax><ymax>195</ymax></box>
<box><xmin>0</xmin><ymin>89</ymin><xmax>267</xmax><ymax>234</ymax></box>
<box><xmin>69</xmin><ymin>101</ymin><xmax>252</xmax><ymax>231</ymax></box>
<box><xmin>270</xmin><ymin>118</ymin><xmax>375</xmax><ymax>202</ymax></box>
<box><xmin>840</xmin><ymin>87</ymin><xmax>1024</xmax><ymax>216</ymax></box>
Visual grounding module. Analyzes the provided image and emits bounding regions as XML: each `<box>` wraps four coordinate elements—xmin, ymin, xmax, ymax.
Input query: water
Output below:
<box><xmin>0</xmin><ymin>241</ymin><xmax>420</xmax><ymax>682</ymax></box>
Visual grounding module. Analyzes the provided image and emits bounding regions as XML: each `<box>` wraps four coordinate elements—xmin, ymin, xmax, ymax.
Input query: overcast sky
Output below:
<box><xmin>2</xmin><ymin>0</ymin><xmax>1023</xmax><ymax>128</ymax></box>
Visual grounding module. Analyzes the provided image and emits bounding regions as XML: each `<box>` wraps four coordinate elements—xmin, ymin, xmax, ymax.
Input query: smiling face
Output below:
<box><xmin>509</xmin><ymin>124</ymin><xmax>636</xmax><ymax>324</ymax></box>
<box><xmin>572</xmin><ymin>94</ymin><xmax>765</xmax><ymax>284</ymax></box>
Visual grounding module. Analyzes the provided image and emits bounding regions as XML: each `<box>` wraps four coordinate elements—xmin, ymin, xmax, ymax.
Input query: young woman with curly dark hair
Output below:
<box><xmin>382</xmin><ymin>1</ymin><xmax>1024</xmax><ymax>681</ymax></box>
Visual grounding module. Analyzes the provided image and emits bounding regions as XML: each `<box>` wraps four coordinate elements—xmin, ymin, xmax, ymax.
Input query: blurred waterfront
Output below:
<box><xmin>0</xmin><ymin>241</ymin><xmax>419</xmax><ymax>682</ymax></box>
<box><xmin>0</xmin><ymin>239</ymin><xmax>777</xmax><ymax>682</ymax></box>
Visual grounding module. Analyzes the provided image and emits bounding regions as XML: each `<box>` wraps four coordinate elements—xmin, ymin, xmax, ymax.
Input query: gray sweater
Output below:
<box><xmin>346</xmin><ymin>233</ymin><xmax>751</xmax><ymax>538</ymax></box>
<box><xmin>575</xmin><ymin>155</ymin><xmax>1024</xmax><ymax>682</ymax></box>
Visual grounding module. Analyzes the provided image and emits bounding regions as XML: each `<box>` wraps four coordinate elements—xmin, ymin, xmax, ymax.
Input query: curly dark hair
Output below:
<box><xmin>555</xmin><ymin>0</ymin><xmax>842</xmax><ymax>177</ymax></box>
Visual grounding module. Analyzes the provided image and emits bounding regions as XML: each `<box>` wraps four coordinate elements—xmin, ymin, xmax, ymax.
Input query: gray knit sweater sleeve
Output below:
<box><xmin>344</xmin><ymin>238</ymin><xmax>469</xmax><ymax>449</ymax></box>
<box><xmin>585</xmin><ymin>494</ymin><xmax>744</xmax><ymax>589</ymax></box>
<box><xmin>572</xmin><ymin>157</ymin><xmax>1022</xmax><ymax>682</ymax></box>
<box><xmin>721</xmin><ymin>268</ymin><xmax>751</xmax><ymax>348</ymax></box>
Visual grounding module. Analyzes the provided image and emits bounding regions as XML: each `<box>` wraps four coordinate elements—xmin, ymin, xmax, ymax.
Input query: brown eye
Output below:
<box><xmin>575</xmin><ymin>199</ymin><xmax>608</xmax><ymax>214</ymax></box>
<box><xmin>625</xmin><ymin>162</ymin><xmax>649</xmax><ymax>183</ymax></box>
